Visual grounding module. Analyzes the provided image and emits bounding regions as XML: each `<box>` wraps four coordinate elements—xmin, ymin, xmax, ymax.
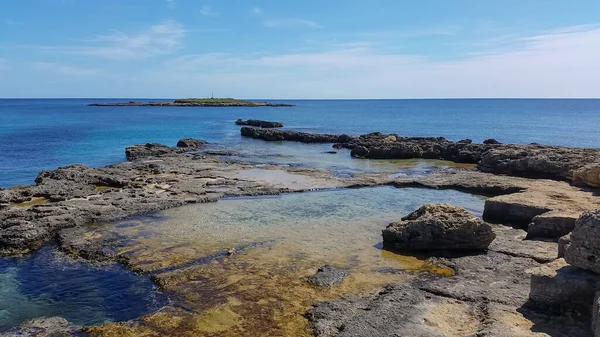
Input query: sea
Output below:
<box><xmin>1</xmin><ymin>98</ymin><xmax>600</xmax><ymax>187</ymax></box>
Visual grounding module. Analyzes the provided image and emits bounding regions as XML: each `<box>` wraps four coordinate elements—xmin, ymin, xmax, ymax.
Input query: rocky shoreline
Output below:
<box><xmin>2</xmin><ymin>124</ymin><xmax>600</xmax><ymax>336</ymax></box>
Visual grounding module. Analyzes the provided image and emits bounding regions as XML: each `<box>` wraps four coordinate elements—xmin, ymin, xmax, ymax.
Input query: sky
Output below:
<box><xmin>0</xmin><ymin>0</ymin><xmax>599</xmax><ymax>98</ymax></box>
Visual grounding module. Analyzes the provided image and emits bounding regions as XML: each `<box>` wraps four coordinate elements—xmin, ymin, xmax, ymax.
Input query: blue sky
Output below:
<box><xmin>0</xmin><ymin>0</ymin><xmax>599</xmax><ymax>98</ymax></box>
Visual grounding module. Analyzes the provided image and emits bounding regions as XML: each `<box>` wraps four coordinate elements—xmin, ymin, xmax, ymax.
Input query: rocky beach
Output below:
<box><xmin>1</xmin><ymin>121</ymin><xmax>600</xmax><ymax>336</ymax></box>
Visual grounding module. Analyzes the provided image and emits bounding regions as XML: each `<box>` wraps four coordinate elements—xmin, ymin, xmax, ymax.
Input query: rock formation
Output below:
<box><xmin>382</xmin><ymin>204</ymin><xmax>495</xmax><ymax>252</ymax></box>
<box><xmin>235</xmin><ymin>119</ymin><xmax>283</xmax><ymax>128</ymax></box>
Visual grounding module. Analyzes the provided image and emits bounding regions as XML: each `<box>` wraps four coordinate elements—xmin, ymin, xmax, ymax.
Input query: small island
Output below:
<box><xmin>88</xmin><ymin>98</ymin><xmax>294</xmax><ymax>107</ymax></box>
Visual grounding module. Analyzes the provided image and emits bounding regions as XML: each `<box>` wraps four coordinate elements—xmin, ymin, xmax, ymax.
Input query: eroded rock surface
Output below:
<box><xmin>241</xmin><ymin>127</ymin><xmax>353</xmax><ymax>143</ymax></box>
<box><xmin>382</xmin><ymin>204</ymin><xmax>495</xmax><ymax>251</ymax></box>
<box><xmin>0</xmin><ymin>317</ymin><xmax>79</xmax><ymax>337</ymax></box>
<box><xmin>565</xmin><ymin>210</ymin><xmax>600</xmax><ymax>274</ymax></box>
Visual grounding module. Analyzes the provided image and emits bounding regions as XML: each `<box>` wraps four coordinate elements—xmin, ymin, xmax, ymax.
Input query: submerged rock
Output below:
<box><xmin>306</xmin><ymin>265</ymin><xmax>348</xmax><ymax>287</ymax></box>
<box><xmin>565</xmin><ymin>210</ymin><xmax>600</xmax><ymax>274</ymax></box>
<box><xmin>235</xmin><ymin>119</ymin><xmax>283</xmax><ymax>128</ymax></box>
<box><xmin>382</xmin><ymin>204</ymin><xmax>495</xmax><ymax>252</ymax></box>
<box><xmin>0</xmin><ymin>316</ymin><xmax>80</xmax><ymax>337</ymax></box>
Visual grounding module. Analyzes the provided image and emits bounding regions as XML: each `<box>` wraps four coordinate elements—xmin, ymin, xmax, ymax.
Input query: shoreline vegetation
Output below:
<box><xmin>88</xmin><ymin>98</ymin><xmax>294</xmax><ymax>107</ymax></box>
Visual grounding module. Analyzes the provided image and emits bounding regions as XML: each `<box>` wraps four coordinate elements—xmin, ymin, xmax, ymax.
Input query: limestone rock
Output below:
<box><xmin>306</xmin><ymin>265</ymin><xmax>348</xmax><ymax>287</ymax></box>
<box><xmin>382</xmin><ymin>204</ymin><xmax>496</xmax><ymax>251</ymax></box>
<box><xmin>573</xmin><ymin>163</ymin><xmax>600</xmax><ymax>188</ymax></box>
<box><xmin>527</xmin><ymin>258</ymin><xmax>600</xmax><ymax>314</ymax></box>
<box><xmin>526</xmin><ymin>211</ymin><xmax>578</xmax><ymax>239</ymax></box>
<box><xmin>565</xmin><ymin>210</ymin><xmax>600</xmax><ymax>274</ymax></box>
<box><xmin>176</xmin><ymin>138</ymin><xmax>206</xmax><ymax>149</ymax></box>
<box><xmin>125</xmin><ymin>143</ymin><xmax>184</xmax><ymax>161</ymax></box>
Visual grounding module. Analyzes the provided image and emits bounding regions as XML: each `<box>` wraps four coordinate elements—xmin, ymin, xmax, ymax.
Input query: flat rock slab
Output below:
<box><xmin>489</xmin><ymin>225</ymin><xmax>558</xmax><ymax>263</ymax></box>
<box><xmin>0</xmin><ymin>316</ymin><xmax>80</xmax><ymax>337</ymax></box>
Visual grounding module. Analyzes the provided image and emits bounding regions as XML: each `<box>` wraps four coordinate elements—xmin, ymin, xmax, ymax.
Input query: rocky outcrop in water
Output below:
<box><xmin>125</xmin><ymin>138</ymin><xmax>205</xmax><ymax>161</ymax></box>
<box><xmin>241</xmin><ymin>128</ymin><xmax>600</xmax><ymax>187</ymax></box>
<box><xmin>382</xmin><ymin>204</ymin><xmax>495</xmax><ymax>252</ymax></box>
<box><xmin>240</xmin><ymin>127</ymin><xmax>353</xmax><ymax>143</ymax></box>
<box><xmin>235</xmin><ymin>119</ymin><xmax>283</xmax><ymax>128</ymax></box>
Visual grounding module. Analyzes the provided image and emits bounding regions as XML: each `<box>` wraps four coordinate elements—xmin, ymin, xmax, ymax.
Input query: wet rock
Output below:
<box><xmin>240</xmin><ymin>127</ymin><xmax>353</xmax><ymax>143</ymax></box>
<box><xmin>526</xmin><ymin>211</ymin><xmax>578</xmax><ymax>239</ymax></box>
<box><xmin>483</xmin><ymin>138</ymin><xmax>502</xmax><ymax>145</ymax></box>
<box><xmin>58</xmin><ymin>227</ymin><xmax>127</xmax><ymax>263</ymax></box>
<box><xmin>382</xmin><ymin>204</ymin><xmax>495</xmax><ymax>252</ymax></box>
<box><xmin>0</xmin><ymin>316</ymin><xmax>80</xmax><ymax>337</ymax></box>
<box><xmin>565</xmin><ymin>210</ymin><xmax>600</xmax><ymax>274</ymax></box>
<box><xmin>527</xmin><ymin>258</ymin><xmax>600</xmax><ymax>314</ymax></box>
<box><xmin>176</xmin><ymin>138</ymin><xmax>207</xmax><ymax>149</ymax></box>
<box><xmin>235</xmin><ymin>119</ymin><xmax>283</xmax><ymax>128</ymax></box>
<box><xmin>306</xmin><ymin>265</ymin><xmax>348</xmax><ymax>287</ymax></box>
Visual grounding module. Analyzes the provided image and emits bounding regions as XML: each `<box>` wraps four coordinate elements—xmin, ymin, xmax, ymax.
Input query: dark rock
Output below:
<box><xmin>176</xmin><ymin>138</ymin><xmax>207</xmax><ymax>149</ymax></box>
<box><xmin>240</xmin><ymin>127</ymin><xmax>353</xmax><ymax>144</ymax></box>
<box><xmin>306</xmin><ymin>265</ymin><xmax>348</xmax><ymax>287</ymax></box>
<box><xmin>382</xmin><ymin>204</ymin><xmax>495</xmax><ymax>252</ymax></box>
<box><xmin>565</xmin><ymin>210</ymin><xmax>600</xmax><ymax>274</ymax></box>
<box><xmin>483</xmin><ymin>198</ymin><xmax>551</xmax><ymax>228</ymax></box>
<box><xmin>235</xmin><ymin>119</ymin><xmax>283</xmax><ymax>128</ymax></box>
<box><xmin>528</xmin><ymin>258</ymin><xmax>600</xmax><ymax>315</ymax></box>
<box><xmin>324</xmin><ymin>151</ymin><xmax>337</xmax><ymax>154</ymax></box>
<box><xmin>483</xmin><ymin>139</ymin><xmax>502</xmax><ymax>145</ymax></box>
<box><xmin>458</xmin><ymin>138</ymin><xmax>473</xmax><ymax>144</ymax></box>
<box><xmin>594</xmin><ymin>292</ymin><xmax>600</xmax><ymax>337</ymax></box>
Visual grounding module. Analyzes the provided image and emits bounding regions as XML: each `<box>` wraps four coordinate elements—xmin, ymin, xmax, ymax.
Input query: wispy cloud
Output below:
<box><xmin>143</xmin><ymin>24</ymin><xmax>600</xmax><ymax>98</ymax></box>
<box><xmin>0</xmin><ymin>58</ymin><xmax>7</xmax><ymax>70</ymax></box>
<box><xmin>166</xmin><ymin>0</ymin><xmax>175</xmax><ymax>9</ymax></box>
<box><xmin>61</xmin><ymin>20</ymin><xmax>186</xmax><ymax>60</ymax></box>
<box><xmin>200</xmin><ymin>5</ymin><xmax>218</xmax><ymax>17</ymax></box>
<box><xmin>252</xmin><ymin>7</ymin><xmax>263</xmax><ymax>15</ymax></box>
<box><xmin>263</xmin><ymin>18</ymin><xmax>321</xmax><ymax>29</ymax></box>
<box><xmin>32</xmin><ymin>62</ymin><xmax>102</xmax><ymax>76</ymax></box>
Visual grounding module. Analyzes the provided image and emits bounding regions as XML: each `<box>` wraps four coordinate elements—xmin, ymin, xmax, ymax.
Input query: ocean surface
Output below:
<box><xmin>1</xmin><ymin>98</ymin><xmax>600</xmax><ymax>187</ymax></box>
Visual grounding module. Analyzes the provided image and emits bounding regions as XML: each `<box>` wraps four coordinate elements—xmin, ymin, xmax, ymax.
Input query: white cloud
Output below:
<box><xmin>200</xmin><ymin>5</ymin><xmax>218</xmax><ymax>17</ymax></box>
<box><xmin>0</xmin><ymin>58</ymin><xmax>7</xmax><ymax>70</ymax></box>
<box><xmin>32</xmin><ymin>62</ymin><xmax>102</xmax><ymax>76</ymax></box>
<box><xmin>263</xmin><ymin>18</ymin><xmax>321</xmax><ymax>29</ymax></box>
<box><xmin>252</xmin><ymin>7</ymin><xmax>263</xmax><ymax>15</ymax></box>
<box><xmin>140</xmin><ymin>25</ymin><xmax>600</xmax><ymax>98</ymax></box>
<box><xmin>62</xmin><ymin>20</ymin><xmax>185</xmax><ymax>60</ymax></box>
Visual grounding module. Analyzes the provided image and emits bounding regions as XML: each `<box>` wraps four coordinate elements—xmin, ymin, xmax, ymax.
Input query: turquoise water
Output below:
<box><xmin>0</xmin><ymin>245</ymin><xmax>167</xmax><ymax>331</ymax></box>
<box><xmin>1</xmin><ymin>98</ymin><xmax>600</xmax><ymax>186</ymax></box>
